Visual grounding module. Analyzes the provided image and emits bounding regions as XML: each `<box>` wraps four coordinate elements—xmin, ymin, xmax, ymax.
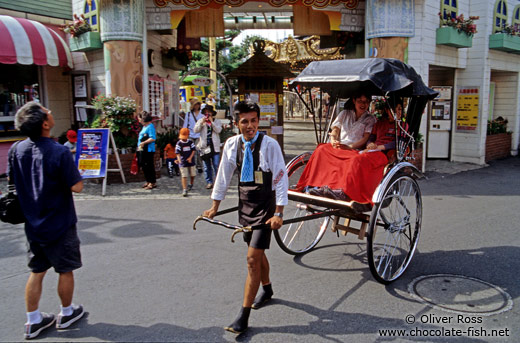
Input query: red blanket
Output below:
<box><xmin>295</xmin><ymin>144</ymin><xmax>388</xmax><ymax>204</ymax></box>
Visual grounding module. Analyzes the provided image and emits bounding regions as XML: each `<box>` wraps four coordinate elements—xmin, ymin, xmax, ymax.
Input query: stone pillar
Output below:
<box><xmin>99</xmin><ymin>0</ymin><xmax>144</xmax><ymax>110</ymax></box>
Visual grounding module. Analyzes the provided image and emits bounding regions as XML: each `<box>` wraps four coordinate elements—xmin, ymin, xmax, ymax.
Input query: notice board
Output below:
<box><xmin>76</xmin><ymin>128</ymin><xmax>110</xmax><ymax>178</ymax></box>
<box><xmin>456</xmin><ymin>87</ymin><xmax>480</xmax><ymax>133</ymax></box>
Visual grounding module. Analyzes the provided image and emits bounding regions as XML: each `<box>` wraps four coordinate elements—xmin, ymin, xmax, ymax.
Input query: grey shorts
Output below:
<box><xmin>243</xmin><ymin>225</ymin><xmax>272</xmax><ymax>250</ymax></box>
<box><xmin>27</xmin><ymin>225</ymin><xmax>82</xmax><ymax>274</ymax></box>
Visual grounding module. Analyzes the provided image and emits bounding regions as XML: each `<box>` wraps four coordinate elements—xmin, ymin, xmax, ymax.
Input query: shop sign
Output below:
<box><xmin>456</xmin><ymin>87</ymin><xmax>479</xmax><ymax>133</ymax></box>
<box><xmin>259</xmin><ymin>93</ymin><xmax>277</xmax><ymax>116</ymax></box>
<box><xmin>76</xmin><ymin>128</ymin><xmax>110</xmax><ymax>178</ymax></box>
<box><xmin>192</xmin><ymin>77</ymin><xmax>214</xmax><ymax>87</ymax></box>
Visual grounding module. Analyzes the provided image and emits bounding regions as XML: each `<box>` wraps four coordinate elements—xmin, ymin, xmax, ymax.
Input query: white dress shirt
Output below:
<box><xmin>211</xmin><ymin>134</ymin><xmax>288</xmax><ymax>206</ymax></box>
<box><xmin>331</xmin><ymin>110</ymin><xmax>376</xmax><ymax>145</ymax></box>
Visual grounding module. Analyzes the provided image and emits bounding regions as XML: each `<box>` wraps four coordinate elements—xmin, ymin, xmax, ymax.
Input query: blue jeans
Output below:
<box><xmin>202</xmin><ymin>153</ymin><xmax>220</xmax><ymax>185</ymax></box>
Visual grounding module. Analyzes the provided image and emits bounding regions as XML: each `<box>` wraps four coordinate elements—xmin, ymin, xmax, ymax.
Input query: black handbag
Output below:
<box><xmin>0</xmin><ymin>185</ymin><xmax>25</xmax><ymax>224</ymax></box>
<box><xmin>0</xmin><ymin>142</ymin><xmax>25</xmax><ymax>224</ymax></box>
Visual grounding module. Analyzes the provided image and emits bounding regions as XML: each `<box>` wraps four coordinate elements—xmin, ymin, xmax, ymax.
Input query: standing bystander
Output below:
<box><xmin>164</xmin><ymin>138</ymin><xmax>180</xmax><ymax>177</ymax></box>
<box><xmin>203</xmin><ymin>101</ymin><xmax>288</xmax><ymax>334</ymax></box>
<box><xmin>63</xmin><ymin>130</ymin><xmax>77</xmax><ymax>161</ymax></box>
<box><xmin>8</xmin><ymin>102</ymin><xmax>85</xmax><ymax>339</ymax></box>
<box><xmin>176</xmin><ymin>127</ymin><xmax>196</xmax><ymax>197</ymax></box>
<box><xmin>194</xmin><ymin>105</ymin><xmax>222</xmax><ymax>189</ymax></box>
<box><xmin>138</xmin><ymin>111</ymin><xmax>157</xmax><ymax>190</ymax></box>
<box><xmin>182</xmin><ymin>98</ymin><xmax>204</xmax><ymax>173</ymax></box>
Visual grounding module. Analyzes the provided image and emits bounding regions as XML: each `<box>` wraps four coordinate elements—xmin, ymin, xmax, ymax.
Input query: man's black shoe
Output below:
<box><xmin>24</xmin><ymin>313</ymin><xmax>55</xmax><ymax>339</ymax></box>
<box><xmin>322</xmin><ymin>186</ymin><xmax>350</xmax><ymax>201</ymax></box>
<box><xmin>56</xmin><ymin>305</ymin><xmax>84</xmax><ymax>329</ymax></box>
<box><xmin>252</xmin><ymin>284</ymin><xmax>273</xmax><ymax>309</ymax></box>
<box><xmin>224</xmin><ymin>307</ymin><xmax>250</xmax><ymax>334</ymax></box>
<box><xmin>308</xmin><ymin>187</ymin><xmax>326</xmax><ymax>197</ymax></box>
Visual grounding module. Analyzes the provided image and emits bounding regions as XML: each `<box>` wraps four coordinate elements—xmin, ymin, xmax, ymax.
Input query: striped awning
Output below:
<box><xmin>0</xmin><ymin>15</ymin><xmax>73</xmax><ymax>68</ymax></box>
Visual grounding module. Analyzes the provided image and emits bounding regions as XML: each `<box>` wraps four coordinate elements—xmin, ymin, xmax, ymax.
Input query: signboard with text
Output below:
<box><xmin>76</xmin><ymin>128</ymin><xmax>110</xmax><ymax>178</ymax></box>
<box><xmin>456</xmin><ymin>87</ymin><xmax>480</xmax><ymax>133</ymax></box>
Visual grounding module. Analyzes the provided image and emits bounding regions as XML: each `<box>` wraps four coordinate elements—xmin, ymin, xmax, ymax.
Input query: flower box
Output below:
<box><xmin>436</xmin><ymin>27</ymin><xmax>473</xmax><ymax>48</ymax></box>
<box><xmin>489</xmin><ymin>33</ymin><xmax>520</xmax><ymax>54</ymax></box>
<box><xmin>485</xmin><ymin>133</ymin><xmax>511</xmax><ymax>162</ymax></box>
<box><xmin>69</xmin><ymin>31</ymin><xmax>102</xmax><ymax>52</ymax></box>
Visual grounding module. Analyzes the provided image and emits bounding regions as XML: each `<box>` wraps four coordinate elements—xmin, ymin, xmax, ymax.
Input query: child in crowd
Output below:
<box><xmin>176</xmin><ymin>128</ymin><xmax>196</xmax><ymax>197</ymax></box>
<box><xmin>164</xmin><ymin>138</ymin><xmax>180</xmax><ymax>177</ymax></box>
<box><xmin>64</xmin><ymin>129</ymin><xmax>77</xmax><ymax>161</ymax></box>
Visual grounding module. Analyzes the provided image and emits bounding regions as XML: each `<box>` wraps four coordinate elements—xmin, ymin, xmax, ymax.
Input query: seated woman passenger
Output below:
<box><xmin>294</xmin><ymin>92</ymin><xmax>375</xmax><ymax>197</ymax></box>
<box><xmin>295</xmin><ymin>99</ymin><xmax>404</xmax><ymax>206</ymax></box>
<box><xmin>329</xmin><ymin>92</ymin><xmax>376</xmax><ymax>150</ymax></box>
<box><xmin>365</xmin><ymin>99</ymin><xmax>406</xmax><ymax>154</ymax></box>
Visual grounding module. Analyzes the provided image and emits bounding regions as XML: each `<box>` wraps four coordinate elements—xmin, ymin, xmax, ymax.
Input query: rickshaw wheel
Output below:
<box><xmin>274</xmin><ymin>152</ymin><xmax>329</xmax><ymax>255</ymax></box>
<box><xmin>274</xmin><ymin>203</ymin><xmax>330</xmax><ymax>255</ymax></box>
<box><xmin>366</xmin><ymin>174</ymin><xmax>422</xmax><ymax>284</ymax></box>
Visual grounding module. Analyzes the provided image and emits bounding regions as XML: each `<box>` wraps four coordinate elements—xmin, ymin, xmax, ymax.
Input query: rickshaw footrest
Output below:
<box><xmin>332</xmin><ymin>217</ymin><xmax>368</xmax><ymax>240</ymax></box>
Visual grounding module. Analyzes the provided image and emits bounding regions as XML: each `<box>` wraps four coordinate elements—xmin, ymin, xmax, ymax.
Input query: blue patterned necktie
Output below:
<box><xmin>240</xmin><ymin>131</ymin><xmax>260</xmax><ymax>182</ymax></box>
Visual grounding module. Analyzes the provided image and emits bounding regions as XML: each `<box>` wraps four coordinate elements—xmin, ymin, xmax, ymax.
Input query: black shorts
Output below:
<box><xmin>243</xmin><ymin>225</ymin><xmax>272</xmax><ymax>250</ymax></box>
<box><xmin>27</xmin><ymin>225</ymin><xmax>82</xmax><ymax>274</ymax></box>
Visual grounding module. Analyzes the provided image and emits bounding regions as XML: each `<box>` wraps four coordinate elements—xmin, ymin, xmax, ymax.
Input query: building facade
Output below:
<box><xmin>68</xmin><ymin>0</ymin><xmax>519</xmax><ymax>168</ymax></box>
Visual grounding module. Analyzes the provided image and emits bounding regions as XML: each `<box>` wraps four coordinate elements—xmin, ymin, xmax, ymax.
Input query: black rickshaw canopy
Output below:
<box><xmin>289</xmin><ymin>58</ymin><xmax>438</xmax><ymax>99</ymax></box>
<box><xmin>288</xmin><ymin>58</ymin><xmax>438</xmax><ymax>145</ymax></box>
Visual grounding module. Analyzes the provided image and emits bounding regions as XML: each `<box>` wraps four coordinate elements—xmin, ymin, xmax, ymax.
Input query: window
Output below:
<box><xmin>513</xmin><ymin>5</ymin><xmax>520</xmax><ymax>26</ymax></box>
<box><xmin>441</xmin><ymin>0</ymin><xmax>458</xmax><ymax>21</ymax></box>
<box><xmin>84</xmin><ymin>0</ymin><xmax>98</xmax><ymax>32</ymax></box>
<box><xmin>493</xmin><ymin>0</ymin><xmax>508</xmax><ymax>33</ymax></box>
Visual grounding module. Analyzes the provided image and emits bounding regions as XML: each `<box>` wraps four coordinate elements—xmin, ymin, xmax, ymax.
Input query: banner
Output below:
<box><xmin>76</xmin><ymin>128</ymin><xmax>110</xmax><ymax>178</ymax></box>
<box><xmin>366</xmin><ymin>0</ymin><xmax>415</xmax><ymax>39</ymax></box>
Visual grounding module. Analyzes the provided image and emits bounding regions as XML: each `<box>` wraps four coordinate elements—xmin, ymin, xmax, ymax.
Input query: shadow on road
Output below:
<box><xmin>0</xmin><ymin>215</ymin><xmax>182</xmax><ymax>260</ymax></box>
<box><xmin>289</xmin><ymin>241</ymin><xmax>519</xmax><ymax>312</ymax></box>
<box><xmin>235</xmin><ymin>299</ymin><xmax>487</xmax><ymax>343</ymax></box>
<box><xmin>389</xmin><ymin>245</ymin><xmax>520</xmax><ymax>301</ymax></box>
<box><xmin>27</xmin><ymin>312</ymin><xmax>228</xmax><ymax>342</ymax></box>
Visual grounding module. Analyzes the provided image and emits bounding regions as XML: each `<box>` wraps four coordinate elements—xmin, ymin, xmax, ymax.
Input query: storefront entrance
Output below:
<box><xmin>427</xmin><ymin>66</ymin><xmax>455</xmax><ymax>159</ymax></box>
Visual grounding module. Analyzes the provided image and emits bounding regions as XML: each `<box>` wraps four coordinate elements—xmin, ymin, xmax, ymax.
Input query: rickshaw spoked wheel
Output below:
<box><xmin>366</xmin><ymin>174</ymin><xmax>422</xmax><ymax>284</ymax></box>
<box><xmin>274</xmin><ymin>152</ymin><xmax>329</xmax><ymax>255</ymax></box>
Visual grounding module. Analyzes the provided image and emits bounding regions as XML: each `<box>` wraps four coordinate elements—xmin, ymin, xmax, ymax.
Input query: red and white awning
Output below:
<box><xmin>0</xmin><ymin>15</ymin><xmax>73</xmax><ymax>68</ymax></box>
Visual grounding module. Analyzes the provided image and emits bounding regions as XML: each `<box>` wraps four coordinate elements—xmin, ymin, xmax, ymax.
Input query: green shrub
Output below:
<box><xmin>487</xmin><ymin>117</ymin><xmax>508</xmax><ymax>135</ymax></box>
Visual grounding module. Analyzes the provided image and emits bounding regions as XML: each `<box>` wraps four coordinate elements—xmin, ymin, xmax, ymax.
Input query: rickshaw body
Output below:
<box><xmin>194</xmin><ymin>58</ymin><xmax>438</xmax><ymax>284</ymax></box>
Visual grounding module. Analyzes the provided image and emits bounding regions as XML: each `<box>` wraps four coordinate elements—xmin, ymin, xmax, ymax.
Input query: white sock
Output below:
<box><xmin>60</xmin><ymin>304</ymin><xmax>73</xmax><ymax>317</ymax></box>
<box><xmin>26</xmin><ymin>309</ymin><xmax>42</xmax><ymax>324</ymax></box>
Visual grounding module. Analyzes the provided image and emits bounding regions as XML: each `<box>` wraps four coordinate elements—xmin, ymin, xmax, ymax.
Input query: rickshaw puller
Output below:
<box><xmin>203</xmin><ymin>101</ymin><xmax>288</xmax><ymax>334</ymax></box>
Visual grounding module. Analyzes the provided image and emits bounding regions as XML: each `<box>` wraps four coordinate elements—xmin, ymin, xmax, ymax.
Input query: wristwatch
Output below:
<box><xmin>274</xmin><ymin>212</ymin><xmax>283</xmax><ymax>218</ymax></box>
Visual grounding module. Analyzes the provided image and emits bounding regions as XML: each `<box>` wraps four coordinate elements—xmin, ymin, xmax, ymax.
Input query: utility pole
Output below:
<box><xmin>209</xmin><ymin>37</ymin><xmax>218</xmax><ymax>95</ymax></box>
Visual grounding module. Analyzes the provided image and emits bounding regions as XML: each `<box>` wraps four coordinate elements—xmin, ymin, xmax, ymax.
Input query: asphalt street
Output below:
<box><xmin>0</xmin><ymin>148</ymin><xmax>519</xmax><ymax>342</ymax></box>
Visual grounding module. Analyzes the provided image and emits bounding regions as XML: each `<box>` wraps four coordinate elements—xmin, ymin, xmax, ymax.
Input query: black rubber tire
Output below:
<box><xmin>274</xmin><ymin>152</ymin><xmax>329</xmax><ymax>255</ymax></box>
<box><xmin>366</xmin><ymin>174</ymin><xmax>422</xmax><ymax>284</ymax></box>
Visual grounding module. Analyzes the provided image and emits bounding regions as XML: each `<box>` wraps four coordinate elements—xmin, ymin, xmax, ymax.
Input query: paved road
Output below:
<box><xmin>1</xmin><ymin>155</ymin><xmax>519</xmax><ymax>342</ymax></box>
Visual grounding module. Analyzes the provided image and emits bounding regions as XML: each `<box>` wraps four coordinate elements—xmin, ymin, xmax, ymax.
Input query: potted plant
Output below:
<box><xmin>485</xmin><ymin>117</ymin><xmax>512</xmax><ymax>162</ymax></box>
<box><xmin>489</xmin><ymin>24</ymin><xmax>520</xmax><ymax>54</ymax></box>
<box><xmin>61</xmin><ymin>14</ymin><xmax>102</xmax><ymax>52</ymax></box>
<box><xmin>436</xmin><ymin>13</ymin><xmax>479</xmax><ymax>48</ymax></box>
<box><xmin>89</xmin><ymin>94</ymin><xmax>139</xmax><ymax>152</ymax></box>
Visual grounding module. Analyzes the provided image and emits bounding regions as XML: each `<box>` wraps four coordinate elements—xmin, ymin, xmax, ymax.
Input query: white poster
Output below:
<box><xmin>74</xmin><ymin>75</ymin><xmax>87</xmax><ymax>98</ymax></box>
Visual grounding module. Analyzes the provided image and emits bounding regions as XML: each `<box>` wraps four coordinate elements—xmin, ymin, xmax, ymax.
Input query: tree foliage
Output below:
<box><xmin>183</xmin><ymin>31</ymin><xmax>264</xmax><ymax>77</ymax></box>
